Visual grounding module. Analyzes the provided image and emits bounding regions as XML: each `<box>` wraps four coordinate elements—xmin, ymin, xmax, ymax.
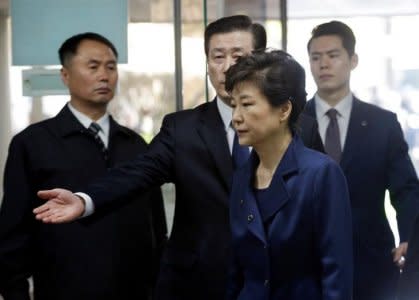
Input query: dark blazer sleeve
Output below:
<box><xmin>297</xmin><ymin>113</ymin><xmax>324</xmax><ymax>153</ymax></box>
<box><xmin>0</xmin><ymin>137</ymin><xmax>32</xmax><ymax>300</ymax></box>
<box><xmin>149</xmin><ymin>186</ymin><xmax>168</xmax><ymax>280</ymax></box>
<box><xmin>86</xmin><ymin>114</ymin><xmax>177</xmax><ymax>210</ymax></box>
<box><xmin>314</xmin><ymin>160</ymin><xmax>353</xmax><ymax>300</ymax></box>
<box><xmin>150</xmin><ymin>187</ymin><xmax>168</xmax><ymax>249</ymax></box>
<box><xmin>385</xmin><ymin>113</ymin><xmax>419</xmax><ymax>242</ymax></box>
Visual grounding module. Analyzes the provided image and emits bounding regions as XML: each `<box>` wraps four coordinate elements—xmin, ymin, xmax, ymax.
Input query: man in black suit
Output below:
<box><xmin>0</xmin><ymin>32</ymin><xmax>167</xmax><ymax>300</ymax></box>
<box><xmin>33</xmin><ymin>16</ymin><xmax>323</xmax><ymax>300</ymax></box>
<box><xmin>304</xmin><ymin>20</ymin><xmax>419</xmax><ymax>300</ymax></box>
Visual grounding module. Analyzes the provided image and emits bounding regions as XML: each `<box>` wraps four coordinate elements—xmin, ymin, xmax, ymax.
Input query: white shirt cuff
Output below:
<box><xmin>74</xmin><ymin>192</ymin><xmax>95</xmax><ymax>217</ymax></box>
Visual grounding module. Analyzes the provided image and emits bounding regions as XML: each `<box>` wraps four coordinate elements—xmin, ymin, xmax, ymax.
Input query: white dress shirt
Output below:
<box><xmin>68</xmin><ymin>103</ymin><xmax>110</xmax><ymax>147</ymax></box>
<box><xmin>216</xmin><ymin>96</ymin><xmax>235</xmax><ymax>154</ymax></box>
<box><xmin>314</xmin><ymin>93</ymin><xmax>353</xmax><ymax>150</ymax></box>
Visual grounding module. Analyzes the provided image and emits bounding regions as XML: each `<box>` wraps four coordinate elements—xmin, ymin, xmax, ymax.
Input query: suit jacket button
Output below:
<box><xmin>247</xmin><ymin>214</ymin><xmax>254</xmax><ymax>222</ymax></box>
<box><xmin>240</xmin><ymin>199</ymin><xmax>244</xmax><ymax>205</ymax></box>
<box><xmin>264</xmin><ymin>279</ymin><xmax>269</xmax><ymax>287</ymax></box>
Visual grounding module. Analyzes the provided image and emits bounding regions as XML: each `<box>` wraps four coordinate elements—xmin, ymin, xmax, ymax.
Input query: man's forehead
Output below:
<box><xmin>208</xmin><ymin>31</ymin><xmax>254</xmax><ymax>52</ymax></box>
<box><xmin>73</xmin><ymin>46</ymin><xmax>116</xmax><ymax>62</ymax></box>
<box><xmin>310</xmin><ymin>35</ymin><xmax>343</xmax><ymax>50</ymax></box>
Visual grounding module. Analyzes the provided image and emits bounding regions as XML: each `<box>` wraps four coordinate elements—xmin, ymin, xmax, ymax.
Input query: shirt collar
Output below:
<box><xmin>67</xmin><ymin>102</ymin><xmax>110</xmax><ymax>137</ymax></box>
<box><xmin>216</xmin><ymin>96</ymin><xmax>233</xmax><ymax>130</ymax></box>
<box><xmin>314</xmin><ymin>92</ymin><xmax>353</xmax><ymax>120</ymax></box>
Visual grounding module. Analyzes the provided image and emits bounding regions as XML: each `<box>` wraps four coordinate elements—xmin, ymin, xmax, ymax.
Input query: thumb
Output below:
<box><xmin>37</xmin><ymin>189</ymin><xmax>61</xmax><ymax>200</ymax></box>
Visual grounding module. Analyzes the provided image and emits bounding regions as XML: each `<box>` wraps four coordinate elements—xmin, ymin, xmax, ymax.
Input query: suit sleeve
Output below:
<box><xmin>149</xmin><ymin>186</ymin><xmax>168</xmax><ymax>281</ymax></box>
<box><xmin>386</xmin><ymin>113</ymin><xmax>419</xmax><ymax>242</ymax></box>
<box><xmin>0</xmin><ymin>137</ymin><xmax>33</xmax><ymax>300</ymax></box>
<box><xmin>85</xmin><ymin>114</ymin><xmax>177</xmax><ymax>211</ymax></box>
<box><xmin>313</xmin><ymin>160</ymin><xmax>353</xmax><ymax>300</ymax></box>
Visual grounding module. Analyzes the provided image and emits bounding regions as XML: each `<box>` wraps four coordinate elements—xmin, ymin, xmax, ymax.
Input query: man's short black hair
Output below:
<box><xmin>204</xmin><ymin>15</ymin><xmax>267</xmax><ymax>56</ymax></box>
<box><xmin>58</xmin><ymin>32</ymin><xmax>118</xmax><ymax>67</ymax></box>
<box><xmin>307</xmin><ymin>20</ymin><xmax>356</xmax><ymax>57</ymax></box>
<box><xmin>225</xmin><ymin>49</ymin><xmax>306</xmax><ymax>130</ymax></box>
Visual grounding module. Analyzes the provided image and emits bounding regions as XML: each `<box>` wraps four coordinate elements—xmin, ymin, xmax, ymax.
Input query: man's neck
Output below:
<box><xmin>317</xmin><ymin>88</ymin><xmax>350</xmax><ymax>107</ymax></box>
<box><xmin>69</xmin><ymin>100</ymin><xmax>107</xmax><ymax>121</ymax></box>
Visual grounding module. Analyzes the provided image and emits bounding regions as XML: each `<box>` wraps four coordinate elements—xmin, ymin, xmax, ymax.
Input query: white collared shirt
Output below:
<box><xmin>68</xmin><ymin>103</ymin><xmax>110</xmax><ymax>147</ymax></box>
<box><xmin>216</xmin><ymin>96</ymin><xmax>235</xmax><ymax>154</ymax></box>
<box><xmin>314</xmin><ymin>93</ymin><xmax>353</xmax><ymax>149</ymax></box>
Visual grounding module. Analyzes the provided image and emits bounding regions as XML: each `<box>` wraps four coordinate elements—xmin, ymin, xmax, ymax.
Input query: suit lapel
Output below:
<box><xmin>242</xmin><ymin>139</ymin><xmax>299</xmax><ymax>244</ymax></box>
<box><xmin>197</xmin><ymin>99</ymin><xmax>233</xmax><ymax>193</ymax></box>
<box><xmin>52</xmin><ymin>105</ymin><xmax>86</xmax><ymax>138</ymax></box>
<box><xmin>340</xmin><ymin>97</ymin><xmax>368</xmax><ymax>171</ymax></box>
<box><xmin>304</xmin><ymin>98</ymin><xmax>317</xmax><ymax>119</ymax></box>
<box><xmin>306</xmin><ymin>97</ymin><xmax>369</xmax><ymax>170</ymax></box>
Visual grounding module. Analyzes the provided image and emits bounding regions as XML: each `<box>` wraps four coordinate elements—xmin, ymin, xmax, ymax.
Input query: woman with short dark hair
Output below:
<box><xmin>225</xmin><ymin>49</ymin><xmax>353</xmax><ymax>300</ymax></box>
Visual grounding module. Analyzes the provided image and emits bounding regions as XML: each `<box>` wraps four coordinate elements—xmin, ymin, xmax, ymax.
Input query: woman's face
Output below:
<box><xmin>231</xmin><ymin>81</ymin><xmax>290</xmax><ymax>148</ymax></box>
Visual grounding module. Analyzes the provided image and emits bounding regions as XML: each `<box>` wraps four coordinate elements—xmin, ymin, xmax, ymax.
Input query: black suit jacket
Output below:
<box><xmin>0</xmin><ymin>105</ymin><xmax>167</xmax><ymax>300</ymax></box>
<box><xmin>84</xmin><ymin>99</ymin><xmax>323</xmax><ymax>300</ymax></box>
<box><xmin>305</xmin><ymin>96</ymin><xmax>419</xmax><ymax>300</ymax></box>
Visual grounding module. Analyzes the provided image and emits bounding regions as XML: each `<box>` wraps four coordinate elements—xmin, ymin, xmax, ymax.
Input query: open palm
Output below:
<box><xmin>34</xmin><ymin>188</ymin><xmax>85</xmax><ymax>223</ymax></box>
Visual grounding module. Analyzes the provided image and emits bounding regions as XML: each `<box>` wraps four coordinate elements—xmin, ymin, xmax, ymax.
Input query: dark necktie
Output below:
<box><xmin>325</xmin><ymin>108</ymin><xmax>342</xmax><ymax>162</ymax></box>
<box><xmin>87</xmin><ymin>122</ymin><xmax>109</xmax><ymax>161</ymax></box>
<box><xmin>232</xmin><ymin>131</ymin><xmax>250</xmax><ymax>169</ymax></box>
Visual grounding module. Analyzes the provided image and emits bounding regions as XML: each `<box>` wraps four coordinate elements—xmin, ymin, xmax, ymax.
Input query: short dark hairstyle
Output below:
<box><xmin>204</xmin><ymin>15</ymin><xmax>267</xmax><ymax>56</ymax></box>
<box><xmin>307</xmin><ymin>20</ymin><xmax>356</xmax><ymax>57</ymax></box>
<box><xmin>58</xmin><ymin>32</ymin><xmax>118</xmax><ymax>67</ymax></box>
<box><xmin>225</xmin><ymin>49</ymin><xmax>306</xmax><ymax>130</ymax></box>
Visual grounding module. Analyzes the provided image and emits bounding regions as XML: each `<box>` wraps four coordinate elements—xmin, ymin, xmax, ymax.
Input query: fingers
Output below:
<box><xmin>392</xmin><ymin>243</ymin><xmax>408</xmax><ymax>269</ymax></box>
<box><xmin>34</xmin><ymin>206</ymin><xmax>70</xmax><ymax>223</ymax></box>
<box><xmin>396</xmin><ymin>256</ymin><xmax>406</xmax><ymax>269</ymax></box>
<box><xmin>33</xmin><ymin>203</ymin><xmax>50</xmax><ymax>214</ymax></box>
<box><xmin>34</xmin><ymin>203</ymin><xmax>59</xmax><ymax>221</ymax></box>
<box><xmin>392</xmin><ymin>248</ymin><xmax>402</xmax><ymax>262</ymax></box>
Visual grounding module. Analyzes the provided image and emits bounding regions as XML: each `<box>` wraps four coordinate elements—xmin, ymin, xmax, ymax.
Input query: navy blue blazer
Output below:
<box><xmin>83</xmin><ymin>100</ymin><xmax>323</xmax><ymax>300</ymax></box>
<box><xmin>305</xmin><ymin>97</ymin><xmax>419</xmax><ymax>300</ymax></box>
<box><xmin>228</xmin><ymin>136</ymin><xmax>353</xmax><ymax>300</ymax></box>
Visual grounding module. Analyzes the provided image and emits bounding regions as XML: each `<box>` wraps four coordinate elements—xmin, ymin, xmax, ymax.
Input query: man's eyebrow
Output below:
<box><xmin>86</xmin><ymin>58</ymin><xmax>117</xmax><ymax>64</ymax></box>
<box><xmin>310</xmin><ymin>48</ymin><xmax>340</xmax><ymax>56</ymax></box>
<box><xmin>210</xmin><ymin>47</ymin><xmax>245</xmax><ymax>53</ymax></box>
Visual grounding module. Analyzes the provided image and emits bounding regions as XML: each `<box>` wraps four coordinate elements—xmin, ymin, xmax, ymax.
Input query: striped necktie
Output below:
<box><xmin>87</xmin><ymin>122</ymin><xmax>109</xmax><ymax>161</ymax></box>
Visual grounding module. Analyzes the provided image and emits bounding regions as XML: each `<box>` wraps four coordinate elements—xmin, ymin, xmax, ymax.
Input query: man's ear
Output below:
<box><xmin>350</xmin><ymin>53</ymin><xmax>359</xmax><ymax>70</ymax></box>
<box><xmin>60</xmin><ymin>67</ymin><xmax>69</xmax><ymax>87</ymax></box>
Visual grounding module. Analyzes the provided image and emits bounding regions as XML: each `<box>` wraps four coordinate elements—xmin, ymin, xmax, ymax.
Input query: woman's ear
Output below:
<box><xmin>278</xmin><ymin>100</ymin><xmax>292</xmax><ymax>123</ymax></box>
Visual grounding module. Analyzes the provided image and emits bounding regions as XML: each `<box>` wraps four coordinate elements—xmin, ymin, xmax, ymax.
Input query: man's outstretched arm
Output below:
<box><xmin>34</xmin><ymin>189</ymin><xmax>85</xmax><ymax>223</ymax></box>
